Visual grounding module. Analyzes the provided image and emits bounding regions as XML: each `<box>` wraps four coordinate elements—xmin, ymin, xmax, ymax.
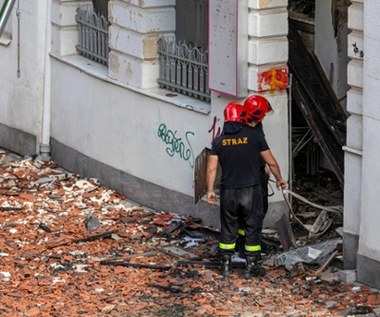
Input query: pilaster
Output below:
<box><xmin>247</xmin><ymin>3</ymin><xmax>289</xmax><ymax>95</ymax></box>
<box><xmin>246</xmin><ymin>1</ymin><xmax>289</xmax><ymax>203</ymax></box>
<box><xmin>51</xmin><ymin>0</ymin><xmax>90</xmax><ymax>56</ymax></box>
<box><xmin>108</xmin><ymin>0</ymin><xmax>175</xmax><ymax>89</ymax></box>
<box><xmin>343</xmin><ymin>0</ymin><xmax>364</xmax><ymax>271</ymax></box>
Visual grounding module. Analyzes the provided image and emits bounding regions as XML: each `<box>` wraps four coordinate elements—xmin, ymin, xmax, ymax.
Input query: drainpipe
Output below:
<box><xmin>0</xmin><ymin>0</ymin><xmax>16</xmax><ymax>36</ymax></box>
<box><xmin>38</xmin><ymin>0</ymin><xmax>52</xmax><ymax>161</ymax></box>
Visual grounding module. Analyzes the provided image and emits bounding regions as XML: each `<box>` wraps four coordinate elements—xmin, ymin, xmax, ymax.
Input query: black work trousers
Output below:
<box><xmin>260</xmin><ymin>169</ymin><xmax>270</xmax><ymax>215</ymax></box>
<box><xmin>219</xmin><ymin>185</ymin><xmax>264</xmax><ymax>256</ymax></box>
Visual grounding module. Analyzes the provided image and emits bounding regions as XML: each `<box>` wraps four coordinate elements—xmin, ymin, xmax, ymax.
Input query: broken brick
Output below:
<box><xmin>0</xmin><ymin>150</ymin><xmax>378</xmax><ymax>317</ymax></box>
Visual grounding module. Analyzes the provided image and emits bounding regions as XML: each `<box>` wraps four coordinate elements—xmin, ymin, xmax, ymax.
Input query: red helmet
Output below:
<box><xmin>224</xmin><ymin>102</ymin><xmax>243</xmax><ymax>122</ymax></box>
<box><xmin>241</xmin><ymin>95</ymin><xmax>273</xmax><ymax>123</ymax></box>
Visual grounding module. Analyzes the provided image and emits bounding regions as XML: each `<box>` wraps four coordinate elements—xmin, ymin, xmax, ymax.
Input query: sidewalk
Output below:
<box><xmin>0</xmin><ymin>148</ymin><xmax>379</xmax><ymax>317</ymax></box>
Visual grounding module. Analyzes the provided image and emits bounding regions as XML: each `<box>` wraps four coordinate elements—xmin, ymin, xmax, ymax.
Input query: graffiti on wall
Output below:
<box><xmin>208</xmin><ymin>116</ymin><xmax>222</xmax><ymax>142</ymax></box>
<box><xmin>157</xmin><ymin>123</ymin><xmax>195</xmax><ymax>168</ymax></box>
<box><xmin>258</xmin><ymin>68</ymin><xmax>288</xmax><ymax>92</ymax></box>
<box><xmin>352</xmin><ymin>42</ymin><xmax>364</xmax><ymax>58</ymax></box>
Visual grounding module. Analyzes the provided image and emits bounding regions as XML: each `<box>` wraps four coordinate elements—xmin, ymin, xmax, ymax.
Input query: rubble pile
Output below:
<box><xmin>0</xmin><ymin>149</ymin><xmax>379</xmax><ymax>317</ymax></box>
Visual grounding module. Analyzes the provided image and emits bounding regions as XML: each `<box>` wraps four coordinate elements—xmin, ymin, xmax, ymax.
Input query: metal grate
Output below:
<box><xmin>157</xmin><ymin>37</ymin><xmax>210</xmax><ymax>103</ymax></box>
<box><xmin>75</xmin><ymin>6</ymin><xmax>109</xmax><ymax>66</ymax></box>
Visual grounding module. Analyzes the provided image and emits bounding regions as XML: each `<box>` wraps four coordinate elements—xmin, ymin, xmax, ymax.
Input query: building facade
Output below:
<box><xmin>1</xmin><ymin>0</ymin><xmax>379</xmax><ymax>289</ymax></box>
<box><xmin>344</xmin><ymin>0</ymin><xmax>380</xmax><ymax>289</ymax></box>
<box><xmin>0</xmin><ymin>0</ymin><xmax>289</xmax><ymax>229</ymax></box>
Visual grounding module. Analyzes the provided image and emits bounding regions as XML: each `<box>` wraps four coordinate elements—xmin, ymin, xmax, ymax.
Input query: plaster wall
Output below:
<box><xmin>51</xmin><ymin>0</ymin><xmax>86</xmax><ymax>57</ymax></box>
<box><xmin>110</xmin><ymin>1</ymin><xmax>175</xmax><ymax>33</ymax></box>
<box><xmin>358</xmin><ymin>0</ymin><xmax>380</xmax><ymax>264</ymax></box>
<box><xmin>260</xmin><ymin>93</ymin><xmax>289</xmax><ymax>209</ymax></box>
<box><xmin>0</xmin><ymin>0</ymin><xmax>46</xmax><ymax>153</ymax></box>
<box><xmin>248</xmin><ymin>8</ymin><xmax>288</xmax><ymax>38</ymax></box>
<box><xmin>346</xmin><ymin>87</ymin><xmax>362</xmax><ymax>115</ymax></box>
<box><xmin>248</xmin><ymin>36</ymin><xmax>288</xmax><ymax>65</ymax></box>
<box><xmin>343</xmin><ymin>113</ymin><xmax>362</xmax><ymax>236</ymax></box>
<box><xmin>314</xmin><ymin>0</ymin><xmax>349</xmax><ymax>101</ymax></box>
<box><xmin>344</xmin><ymin>0</ymin><xmax>364</xmax><ymax>247</ymax></box>
<box><xmin>347</xmin><ymin>1</ymin><xmax>363</xmax><ymax>32</ymax></box>
<box><xmin>248</xmin><ymin>0</ymin><xmax>287</xmax><ymax>9</ymax></box>
<box><xmin>115</xmin><ymin>0</ymin><xmax>175</xmax><ymax>9</ymax></box>
<box><xmin>343</xmin><ymin>0</ymin><xmax>380</xmax><ymax>288</ymax></box>
<box><xmin>1</xmin><ymin>0</ymin><xmax>290</xmax><ymax>227</ymax></box>
<box><xmin>50</xmin><ymin>57</ymin><xmax>288</xmax><ymax>205</ymax></box>
<box><xmin>50</xmin><ymin>61</ymin><xmax>208</xmax><ymax>198</ymax></box>
<box><xmin>107</xmin><ymin>0</ymin><xmax>175</xmax><ymax>89</ymax></box>
<box><xmin>359</xmin><ymin>117</ymin><xmax>380</xmax><ymax>262</ymax></box>
<box><xmin>343</xmin><ymin>152</ymin><xmax>361</xmax><ymax>235</ymax></box>
<box><xmin>346</xmin><ymin>114</ymin><xmax>362</xmax><ymax>150</ymax></box>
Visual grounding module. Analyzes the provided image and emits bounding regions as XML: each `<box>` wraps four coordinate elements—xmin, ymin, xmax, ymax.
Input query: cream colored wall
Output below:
<box><xmin>1</xmin><ymin>0</ymin><xmax>290</xmax><ymax>215</ymax></box>
<box><xmin>358</xmin><ymin>0</ymin><xmax>380</xmax><ymax>263</ymax></box>
<box><xmin>0</xmin><ymin>1</ymin><xmax>46</xmax><ymax>151</ymax></box>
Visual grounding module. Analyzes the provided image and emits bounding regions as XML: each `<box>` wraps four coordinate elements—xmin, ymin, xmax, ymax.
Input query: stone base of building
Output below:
<box><xmin>357</xmin><ymin>254</ymin><xmax>380</xmax><ymax>289</ymax></box>
<box><xmin>0</xmin><ymin>123</ymin><xmax>36</xmax><ymax>157</ymax></box>
<box><xmin>50</xmin><ymin>138</ymin><xmax>289</xmax><ymax>230</ymax></box>
<box><xmin>50</xmin><ymin>138</ymin><xmax>221</xmax><ymax>228</ymax></box>
<box><xmin>0</xmin><ymin>124</ymin><xmax>289</xmax><ymax>231</ymax></box>
<box><xmin>343</xmin><ymin>231</ymin><xmax>359</xmax><ymax>270</ymax></box>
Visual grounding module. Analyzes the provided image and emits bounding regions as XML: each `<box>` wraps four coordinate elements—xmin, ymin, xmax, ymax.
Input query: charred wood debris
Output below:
<box><xmin>0</xmin><ymin>148</ymin><xmax>379</xmax><ymax>317</ymax></box>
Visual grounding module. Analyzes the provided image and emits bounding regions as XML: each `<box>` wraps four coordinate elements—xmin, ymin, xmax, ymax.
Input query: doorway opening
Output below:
<box><xmin>287</xmin><ymin>0</ymin><xmax>348</xmax><ymax>242</ymax></box>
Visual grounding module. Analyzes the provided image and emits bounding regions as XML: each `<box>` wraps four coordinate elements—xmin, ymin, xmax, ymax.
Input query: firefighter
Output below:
<box><xmin>222</xmin><ymin>102</ymin><xmax>244</xmax><ymax>130</ymax></box>
<box><xmin>236</xmin><ymin>98</ymin><xmax>272</xmax><ymax>258</ymax></box>
<box><xmin>207</xmin><ymin>95</ymin><xmax>287</xmax><ymax>279</ymax></box>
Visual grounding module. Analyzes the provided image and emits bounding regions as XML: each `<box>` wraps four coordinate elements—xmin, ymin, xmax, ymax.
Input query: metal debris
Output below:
<box><xmin>1</xmin><ymin>148</ymin><xmax>379</xmax><ymax>317</ymax></box>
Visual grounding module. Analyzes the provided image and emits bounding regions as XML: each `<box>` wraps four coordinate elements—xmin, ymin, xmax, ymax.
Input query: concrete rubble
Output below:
<box><xmin>0</xmin><ymin>148</ymin><xmax>380</xmax><ymax>317</ymax></box>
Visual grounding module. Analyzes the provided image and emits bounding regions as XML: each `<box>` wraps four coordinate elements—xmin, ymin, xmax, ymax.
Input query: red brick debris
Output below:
<box><xmin>0</xmin><ymin>149</ymin><xmax>379</xmax><ymax>317</ymax></box>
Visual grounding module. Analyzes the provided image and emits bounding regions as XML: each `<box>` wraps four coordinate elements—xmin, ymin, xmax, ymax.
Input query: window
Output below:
<box><xmin>74</xmin><ymin>0</ymin><xmax>210</xmax><ymax>103</ymax></box>
<box><xmin>176</xmin><ymin>0</ymin><xmax>208</xmax><ymax>50</ymax></box>
<box><xmin>75</xmin><ymin>5</ymin><xmax>109</xmax><ymax>66</ymax></box>
<box><xmin>157</xmin><ymin>0</ymin><xmax>210</xmax><ymax>102</ymax></box>
<box><xmin>92</xmin><ymin>0</ymin><xmax>109</xmax><ymax>19</ymax></box>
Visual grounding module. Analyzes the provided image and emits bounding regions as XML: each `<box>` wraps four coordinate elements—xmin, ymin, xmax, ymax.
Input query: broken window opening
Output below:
<box><xmin>287</xmin><ymin>7</ymin><xmax>346</xmax><ymax>247</ymax></box>
<box><xmin>157</xmin><ymin>0</ymin><xmax>210</xmax><ymax>103</ymax></box>
<box><xmin>288</xmin><ymin>0</ymin><xmax>315</xmax><ymax>21</ymax></box>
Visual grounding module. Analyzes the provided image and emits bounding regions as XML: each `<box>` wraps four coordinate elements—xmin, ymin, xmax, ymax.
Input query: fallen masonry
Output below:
<box><xmin>0</xmin><ymin>148</ymin><xmax>380</xmax><ymax>317</ymax></box>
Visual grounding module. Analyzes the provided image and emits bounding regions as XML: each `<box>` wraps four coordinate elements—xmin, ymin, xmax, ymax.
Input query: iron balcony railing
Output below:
<box><xmin>75</xmin><ymin>7</ymin><xmax>210</xmax><ymax>103</ymax></box>
<box><xmin>75</xmin><ymin>6</ymin><xmax>109</xmax><ymax>66</ymax></box>
<box><xmin>157</xmin><ymin>37</ymin><xmax>210</xmax><ymax>103</ymax></box>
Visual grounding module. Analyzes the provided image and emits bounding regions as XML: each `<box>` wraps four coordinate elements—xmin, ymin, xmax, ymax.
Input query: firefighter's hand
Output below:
<box><xmin>207</xmin><ymin>191</ymin><xmax>217</xmax><ymax>205</ymax></box>
<box><xmin>276</xmin><ymin>179</ymin><xmax>287</xmax><ymax>190</ymax></box>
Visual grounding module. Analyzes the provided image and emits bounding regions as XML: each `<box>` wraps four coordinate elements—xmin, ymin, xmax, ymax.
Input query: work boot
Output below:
<box><xmin>244</xmin><ymin>254</ymin><xmax>266</xmax><ymax>279</ymax></box>
<box><xmin>220</xmin><ymin>255</ymin><xmax>232</xmax><ymax>277</ymax></box>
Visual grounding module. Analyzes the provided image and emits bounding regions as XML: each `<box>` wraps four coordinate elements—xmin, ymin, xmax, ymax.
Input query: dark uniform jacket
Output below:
<box><xmin>211</xmin><ymin>122</ymin><xmax>269</xmax><ymax>189</ymax></box>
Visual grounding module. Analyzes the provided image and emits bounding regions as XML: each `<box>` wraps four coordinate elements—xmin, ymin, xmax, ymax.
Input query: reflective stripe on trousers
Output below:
<box><xmin>245</xmin><ymin>244</ymin><xmax>261</xmax><ymax>252</ymax></box>
<box><xmin>218</xmin><ymin>242</ymin><xmax>236</xmax><ymax>250</ymax></box>
<box><xmin>220</xmin><ymin>185</ymin><xmax>264</xmax><ymax>247</ymax></box>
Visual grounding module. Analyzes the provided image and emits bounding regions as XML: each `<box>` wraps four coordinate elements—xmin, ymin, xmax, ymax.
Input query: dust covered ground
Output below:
<box><xmin>0</xmin><ymin>149</ymin><xmax>379</xmax><ymax>317</ymax></box>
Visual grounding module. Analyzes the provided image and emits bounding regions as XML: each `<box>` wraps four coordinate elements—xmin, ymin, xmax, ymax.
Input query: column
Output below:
<box><xmin>108</xmin><ymin>0</ymin><xmax>175</xmax><ymax>89</ymax></box>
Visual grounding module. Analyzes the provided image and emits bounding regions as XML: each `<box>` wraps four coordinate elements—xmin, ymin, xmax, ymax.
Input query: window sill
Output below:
<box><xmin>51</xmin><ymin>54</ymin><xmax>211</xmax><ymax>115</ymax></box>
